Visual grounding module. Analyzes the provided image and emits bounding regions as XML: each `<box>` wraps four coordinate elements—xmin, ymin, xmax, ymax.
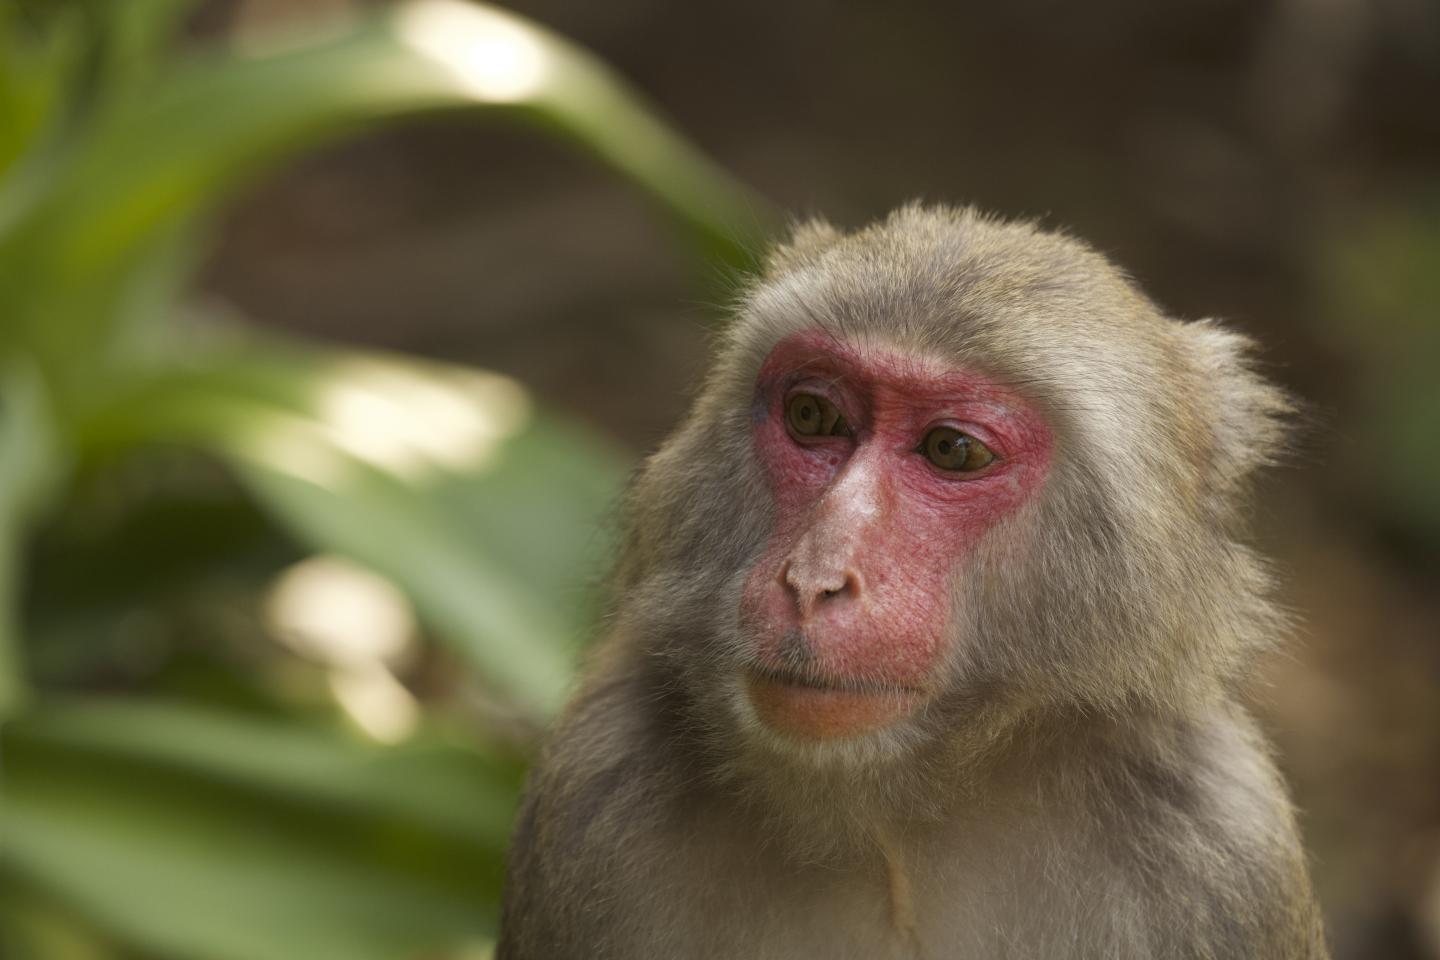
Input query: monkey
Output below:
<box><xmin>497</xmin><ymin>205</ymin><xmax>1328</xmax><ymax>959</ymax></box>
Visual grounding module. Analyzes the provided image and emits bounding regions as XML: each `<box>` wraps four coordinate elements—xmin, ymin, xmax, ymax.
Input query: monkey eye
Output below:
<box><xmin>921</xmin><ymin>427</ymin><xmax>996</xmax><ymax>473</ymax></box>
<box><xmin>785</xmin><ymin>392</ymin><xmax>851</xmax><ymax>439</ymax></box>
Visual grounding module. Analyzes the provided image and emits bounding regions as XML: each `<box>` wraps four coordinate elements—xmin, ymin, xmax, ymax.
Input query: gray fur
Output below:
<box><xmin>498</xmin><ymin>205</ymin><xmax>1326</xmax><ymax>959</ymax></box>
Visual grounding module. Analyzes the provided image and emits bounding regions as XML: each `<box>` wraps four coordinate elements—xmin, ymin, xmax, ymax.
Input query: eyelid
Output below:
<box><xmin>784</xmin><ymin>375</ymin><xmax>849</xmax><ymax>404</ymax></box>
<box><xmin>920</xmin><ymin>418</ymin><xmax>1004</xmax><ymax>455</ymax></box>
<box><xmin>783</xmin><ymin>381</ymin><xmax>856</xmax><ymax>421</ymax></box>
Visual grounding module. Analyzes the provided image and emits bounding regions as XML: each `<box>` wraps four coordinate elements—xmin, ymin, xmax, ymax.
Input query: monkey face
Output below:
<box><xmin>735</xmin><ymin>330</ymin><xmax>1053</xmax><ymax>742</ymax></box>
<box><xmin>619</xmin><ymin>207</ymin><xmax>1287</xmax><ymax>774</ymax></box>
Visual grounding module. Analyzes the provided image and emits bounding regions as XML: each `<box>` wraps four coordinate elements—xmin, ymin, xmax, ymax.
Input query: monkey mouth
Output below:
<box><xmin>743</xmin><ymin>666</ymin><xmax>924</xmax><ymax>740</ymax></box>
<box><xmin>746</xmin><ymin>664</ymin><xmax>920</xmax><ymax>697</ymax></box>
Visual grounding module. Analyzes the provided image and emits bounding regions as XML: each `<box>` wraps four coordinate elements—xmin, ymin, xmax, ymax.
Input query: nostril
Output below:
<box><xmin>779</xmin><ymin>559</ymin><xmax>860</xmax><ymax>617</ymax></box>
<box><xmin>818</xmin><ymin>571</ymin><xmax>860</xmax><ymax>604</ymax></box>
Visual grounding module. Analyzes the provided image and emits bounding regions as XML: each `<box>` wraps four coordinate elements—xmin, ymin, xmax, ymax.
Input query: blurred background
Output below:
<box><xmin>0</xmin><ymin>1</ymin><xmax>1436</xmax><ymax>958</ymax></box>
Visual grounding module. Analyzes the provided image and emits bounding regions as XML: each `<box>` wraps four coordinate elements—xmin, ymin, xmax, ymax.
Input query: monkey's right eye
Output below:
<box><xmin>785</xmin><ymin>393</ymin><xmax>850</xmax><ymax>439</ymax></box>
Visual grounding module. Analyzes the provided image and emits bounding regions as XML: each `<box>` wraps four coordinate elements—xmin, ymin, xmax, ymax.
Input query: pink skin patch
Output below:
<box><xmin>738</xmin><ymin>331</ymin><xmax>1053</xmax><ymax>741</ymax></box>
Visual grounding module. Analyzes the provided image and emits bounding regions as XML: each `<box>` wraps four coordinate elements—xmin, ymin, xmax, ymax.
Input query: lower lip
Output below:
<box><xmin>744</xmin><ymin>673</ymin><xmax>922</xmax><ymax>740</ymax></box>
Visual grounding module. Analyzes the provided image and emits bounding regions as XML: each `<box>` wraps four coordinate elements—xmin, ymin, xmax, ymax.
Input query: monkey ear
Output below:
<box><xmin>764</xmin><ymin>218</ymin><xmax>842</xmax><ymax>275</ymax></box>
<box><xmin>1182</xmin><ymin>320</ymin><xmax>1293</xmax><ymax>496</ymax></box>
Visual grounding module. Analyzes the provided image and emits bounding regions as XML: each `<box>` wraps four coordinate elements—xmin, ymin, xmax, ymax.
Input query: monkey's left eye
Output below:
<box><xmin>921</xmin><ymin>427</ymin><xmax>996</xmax><ymax>473</ymax></box>
<box><xmin>785</xmin><ymin>393</ymin><xmax>851</xmax><ymax>438</ymax></box>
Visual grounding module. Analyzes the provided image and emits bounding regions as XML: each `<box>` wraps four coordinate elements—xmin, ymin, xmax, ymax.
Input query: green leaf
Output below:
<box><xmin>83</xmin><ymin>340</ymin><xmax>630</xmax><ymax>717</ymax></box>
<box><xmin>94</xmin><ymin>0</ymin><xmax>196</xmax><ymax>87</ymax></box>
<box><xmin>4</xmin><ymin>0</ymin><xmax>768</xmax><ymax>390</ymax></box>
<box><xmin>0</xmin><ymin>3</ymin><xmax>90</xmax><ymax>256</ymax></box>
<box><xmin>9</xmin><ymin>697</ymin><xmax>523</xmax><ymax>844</ymax></box>
<box><xmin>0</xmin><ymin>883</ymin><xmax>133</xmax><ymax>960</ymax></box>
<box><xmin>0</xmin><ymin>360</ymin><xmax>64</xmax><ymax>718</ymax></box>
<box><xmin>0</xmin><ymin>795</ymin><xmax>494</xmax><ymax>960</ymax></box>
<box><xmin>1</xmin><ymin>697</ymin><xmax>509</xmax><ymax>960</ymax></box>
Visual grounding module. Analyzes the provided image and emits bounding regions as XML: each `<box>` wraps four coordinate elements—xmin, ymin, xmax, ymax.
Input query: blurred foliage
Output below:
<box><xmin>0</xmin><ymin>1</ymin><xmax>769</xmax><ymax>957</ymax></box>
<box><xmin>1319</xmin><ymin>197</ymin><xmax>1440</xmax><ymax>542</ymax></box>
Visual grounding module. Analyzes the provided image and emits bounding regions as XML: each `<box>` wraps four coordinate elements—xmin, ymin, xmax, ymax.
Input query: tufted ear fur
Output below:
<box><xmin>764</xmin><ymin>218</ymin><xmax>842</xmax><ymax>276</ymax></box>
<box><xmin>1182</xmin><ymin>319</ymin><xmax>1293</xmax><ymax>502</ymax></box>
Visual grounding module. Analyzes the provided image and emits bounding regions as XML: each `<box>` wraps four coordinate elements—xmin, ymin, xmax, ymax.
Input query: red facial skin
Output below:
<box><xmin>739</xmin><ymin>331</ymin><xmax>1053</xmax><ymax>741</ymax></box>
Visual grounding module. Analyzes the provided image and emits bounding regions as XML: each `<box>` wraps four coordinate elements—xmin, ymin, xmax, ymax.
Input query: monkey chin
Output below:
<box><xmin>743</xmin><ymin>672</ymin><xmax>922</xmax><ymax>741</ymax></box>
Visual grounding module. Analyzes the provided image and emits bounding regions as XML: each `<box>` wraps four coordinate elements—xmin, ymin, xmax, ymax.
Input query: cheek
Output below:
<box><xmin>737</xmin><ymin>528</ymin><xmax>799</xmax><ymax>639</ymax></box>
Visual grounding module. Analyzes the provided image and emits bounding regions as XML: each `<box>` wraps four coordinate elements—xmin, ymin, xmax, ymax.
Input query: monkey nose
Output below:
<box><xmin>779</xmin><ymin>559</ymin><xmax>861</xmax><ymax>620</ymax></box>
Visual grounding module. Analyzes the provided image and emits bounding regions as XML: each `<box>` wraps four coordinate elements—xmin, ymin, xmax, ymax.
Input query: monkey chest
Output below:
<box><xmin>528</xmin><ymin>767</ymin><xmax>1169</xmax><ymax>958</ymax></box>
<box><xmin>599</xmin><ymin>821</ymin><xmax>1140</xmax><ymax>960</ymax></box>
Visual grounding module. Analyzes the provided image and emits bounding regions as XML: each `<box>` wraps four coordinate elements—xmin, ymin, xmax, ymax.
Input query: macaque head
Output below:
<box><xmin>620</xmin><ymin>205</ymin><xmax>1288</xmax><ymax>765</ymax></box>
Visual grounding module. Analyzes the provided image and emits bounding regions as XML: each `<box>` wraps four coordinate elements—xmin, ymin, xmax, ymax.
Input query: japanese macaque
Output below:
<box><xmin>497</xmin><ymin>206</ymin><xmax>1328</xmax><ymax>959</ymax></box>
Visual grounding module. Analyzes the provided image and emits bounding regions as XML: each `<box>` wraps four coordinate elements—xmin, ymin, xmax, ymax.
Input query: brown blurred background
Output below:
<box><xmin>201</xmin><ymin>1</ymin><xmax>1440</xmax><ymax>956</ymax></box>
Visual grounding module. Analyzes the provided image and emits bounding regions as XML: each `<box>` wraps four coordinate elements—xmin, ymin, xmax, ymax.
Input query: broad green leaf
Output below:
<box><xmin>4</xmin><ymin>0</ymin><xmax>767</xmax><ymax>390</ymax></box>
<box><xmin>95</xmin><ymin>0</ymin><xmax>196</xmax><ymax>87</ymax></box>
<box><xmin>0</xmin><ymin>3</ymin><xmax>90</xmax><ymax>260</ymax></box>
<box><xmin>1</xmin><ymin>698</ymin><xmax>508</xmax><ymax>960</ymax></box>
<box><xmin>0</xmin><ymin>792</ymin><xmax>494</xmax><ymax>960</ymax></box>
<box><xmin>0</xmin><ymin>360</ymin><xmax>64</xmax><ymax>717</ymax></box>
<box><xmin>8</xmin><ymin>697</ymin><xmax>523</xmax><ymax>845</ymax></box>
<box><xmin>0</xmin><ymin>884</ymin><xmax>133</xmax><ymax>960</ymax></box>
<box><xmin>83</xmin><ymin>340</ymin><xmax>630</xmax><ymax>717</ymax></box>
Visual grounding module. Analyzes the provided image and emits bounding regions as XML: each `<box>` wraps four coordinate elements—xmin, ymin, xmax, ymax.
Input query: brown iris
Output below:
<box><xmin>922</xmin><ymin>427</ymin><xmax>995</xmax><ymax>473</ymax></box>
<box><xmin>785</xmin><ymin>393</ymin><xmax>850</xmax><ymax>438</ymax></box>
